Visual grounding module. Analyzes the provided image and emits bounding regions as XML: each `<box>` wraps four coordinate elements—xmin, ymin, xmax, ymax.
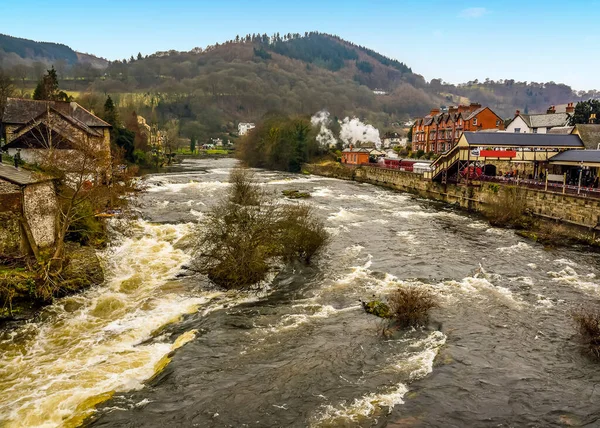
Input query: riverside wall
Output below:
<box><xmin>305</xmin><ymin>164</ymin><xmax>600</xmax><ymax>231</ymax></box>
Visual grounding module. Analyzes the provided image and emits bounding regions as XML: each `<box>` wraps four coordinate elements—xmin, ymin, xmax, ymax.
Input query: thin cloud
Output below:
<box><xmin>459</xmin><ymin>7</ymin><xmax>489</xmax><ymax>18</ymax></box>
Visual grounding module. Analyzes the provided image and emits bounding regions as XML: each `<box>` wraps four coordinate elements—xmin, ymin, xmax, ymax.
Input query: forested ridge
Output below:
<box><xmin>1</xmin><ymin>31</ymin><xmax>598</xmax><ymax>143</ymax></box>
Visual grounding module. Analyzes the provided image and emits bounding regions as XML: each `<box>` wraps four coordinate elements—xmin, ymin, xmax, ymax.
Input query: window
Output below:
<box><xmin>515</xmin><ymin>128</ymin><xmax>521</xmax><ymax>133</ymax></box>
<box><xmin>533</xmin><ymin>128</ymin><xmax>538</xmax><ymax>134</ymax></box>
<box><xmin>496</xmin><ymin>120</ymin><xmax>501</xmax><ymax>126</ymax></box>
<box><xmin>473</xmin><ymin>118</ymin><xmax>478</xmax><ymax>125</ymax></box>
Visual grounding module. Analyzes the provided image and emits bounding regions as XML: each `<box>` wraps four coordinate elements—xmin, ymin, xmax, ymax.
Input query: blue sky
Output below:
<box><xmin>3</xmin><ymin>0</ymin><xmax>599</xmax><ymax>90</ymax></box>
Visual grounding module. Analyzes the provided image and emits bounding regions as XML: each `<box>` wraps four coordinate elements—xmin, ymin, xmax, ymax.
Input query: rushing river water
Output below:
<box><xmin>1</xmin><ymin>158</ymin><xmax>600</xmax><ymax>427</ymax></box>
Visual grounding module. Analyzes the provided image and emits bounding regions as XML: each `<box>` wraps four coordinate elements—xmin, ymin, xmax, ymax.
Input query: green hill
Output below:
<box><xmin>1</xmin><ymin>31</ymin><xmax>598</xmax><ymax>142</ymax></box>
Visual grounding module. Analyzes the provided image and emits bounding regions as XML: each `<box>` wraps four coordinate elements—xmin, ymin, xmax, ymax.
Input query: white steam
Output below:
<box><xmin>311</xmin><ymin>110</ymin><xmax>382</xmax><ymax>150</ymax></box>
<box><xmin>340</xmin><ymin>117</ymin><xmax>381</xmax><ymax>149</ymax></box>
<box><xmin>311</xmin><ymin>110</ymin><xmax>338</xmax><ymax>148</ymax></box>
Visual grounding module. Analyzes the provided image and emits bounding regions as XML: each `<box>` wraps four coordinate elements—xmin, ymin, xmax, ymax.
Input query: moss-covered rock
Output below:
<box><xmin>282</xmin><ymin>189</ymin><xmax>311</xmax><ymax>199</ymax></box>
<box><xmin>361</xmin><ymin>299</ymin><xmax>392</xmax><ymax>318</ymax></box>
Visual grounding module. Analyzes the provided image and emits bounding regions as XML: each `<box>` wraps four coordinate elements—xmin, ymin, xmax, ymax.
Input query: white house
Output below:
<box><xmin>382</xmin><ymin>132</ymin><xmax>407</xmax><ymax>148</ymax></box>
<box><xmin>238</xmin><ymin>122</ymin><xmax>255</xmax><ymax>136</ymax></box>
<box><xmin>506</xmin><ymin>104</ymin><xmax>574</xmax><ymax>134</ymax></box>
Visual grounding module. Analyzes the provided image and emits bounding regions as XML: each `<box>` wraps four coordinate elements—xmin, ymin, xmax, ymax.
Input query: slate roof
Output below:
<box><xmin>3</xmin><ymin>98</ymin><xmax>110</xmax><ymax>128</ymax></box>
<box><xmin>462</xmin><ymin>131</ymin><xmax>584</xmax><ymax>148</ymax></box>
<box><xmin>0</xmin><ymin>163</ymin><xmax>51</xmax><ymax>185</ymax></box>
<box><xmin>550</xmin><ymin>149</ymin><xmax>600</xmax><ymax>164</ymax></box>
<box><xmin>342</xmin><ymin>147</ymin><xmax>371</xmax><ymax>153</ymax></box>
<box><xmin>574</xmin><ymin>124</ymin><xmax>600</xmax><ymax>150</ymax></box>
<box><xmin>519</xmin><ymin>112</ymin><xmax>571</xmax><ymax>129</ymax></box>
<box><xmin>548</xmin><ymin>126</ymin><xmax>575</xmax><ymax>135</ymax></box>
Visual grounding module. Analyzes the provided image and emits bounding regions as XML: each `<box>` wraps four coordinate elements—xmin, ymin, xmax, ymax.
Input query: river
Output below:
<box><xmin>1</xmin><ymin>158</ymin><xmax>599</xmax><ymax>427</ymax></box>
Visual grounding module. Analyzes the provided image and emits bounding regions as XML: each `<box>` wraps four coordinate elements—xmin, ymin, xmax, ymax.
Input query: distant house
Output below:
<box><xmin>2</xmin><ymin>98</ymin><xmax>111</xmax><ymax>163</ymax></box>
<box><xmin>505</xmin><ymin>104</ymin><xmax>574</xmax><ymax>134</ymax></box>
<box><xmin>341</xmin><ymin>147</ymin><xmax>370</xmax><ymax>165</ymax></box>
<box><xmin>0</xmin><ymin>163</ymin><xmax>57</xmax><ymax>257</ymax></box>
<box><xmin>412</xmin><ymin>103</ymin><xmax>504</xmax><ymax>154</ymax></box>
<box><xmin>382</xmin><ymin>132</ymin><xmax>405</xmax><ymax>148</ymax></box>
<box><xmin>238</xmin><ymin>122</ymin><xmax>255</xmax><ymax>136</ymax></box>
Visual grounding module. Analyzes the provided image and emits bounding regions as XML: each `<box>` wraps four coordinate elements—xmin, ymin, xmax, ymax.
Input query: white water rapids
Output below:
<box><xmin>0</xmin><ymin>221</ymin><xmax>207</xmax><ymax>427</ymax></box>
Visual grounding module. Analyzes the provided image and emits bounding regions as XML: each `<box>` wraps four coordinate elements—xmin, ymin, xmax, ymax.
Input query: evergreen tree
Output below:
<box><xmin>137</xmin><ymin>52</ymin><xmax>143</xmax><ymax>60</ymax></box>
<box><xmin>103</xmin><ymin>95</ymin><xmax>119</xmax><ymax>127</ymax></box>
<box><xmin>190</xmin><ymin>135</ymin><xmax>196</xmax><ymax>153</ymax></box>
<box><xmin>33</xmin><ymin>66</ymin><xmax>63</xmax><ymax>100</ymax></box>
<box><xmin>571</xmin><ymin>100</ymin><xmax>600</xmax><ymax>125</ymax></box>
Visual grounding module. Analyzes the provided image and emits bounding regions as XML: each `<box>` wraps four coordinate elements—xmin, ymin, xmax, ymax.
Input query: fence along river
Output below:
<box><xmin>1</xmin><ymin>158</ymin><xmax>599</xmax><ymax>427</ymax></box>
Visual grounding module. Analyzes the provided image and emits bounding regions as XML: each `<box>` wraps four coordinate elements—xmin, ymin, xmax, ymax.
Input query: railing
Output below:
<box><xmin>477</xmin><ymin>175</ymin><xmax>600</xmax><ymax>199</ymax></box>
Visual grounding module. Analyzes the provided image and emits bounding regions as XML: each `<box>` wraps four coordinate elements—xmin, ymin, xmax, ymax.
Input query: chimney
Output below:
<box><xmin>457</xmin><ymin>104</ymin><xmax>470</xmax><ymax>113</ymax></box>
<box><xmin>469</xmin><ymin>102</ymin><xmax>482</xmax><ymax>112</ymax></box>
<box><xmin>589</xmin><ymin>114</ymin><xmax>597</xmax><ymax>124</ymax></box>
<box><xmin>546</xmin><ymin>105</ymin><xmax>556</xmax><ymax>114</ymax></box>
<box><xmin>449</xmin><ymin>106</ymin><xmax>458</xmax><ymax>114</ymax></box>
<box><xmin>566</xmin><ymin>102</ymin><xmax>575</xmax><ymax>114</ymax></box>
<box><xmin>515</xmin><ymin>109</ymin><xmax>521</xmax><ymax>117</ymax></box>
<box><xmin>430</xmin><ymin>108</ymin><xmax>440</xmax><ymax>116</ymax></box>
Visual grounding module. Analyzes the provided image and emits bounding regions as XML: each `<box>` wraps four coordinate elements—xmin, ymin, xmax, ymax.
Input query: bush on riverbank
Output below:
<box><xmin>573</xmin><ymin>307</ymin><xmax>600</xmax><ymax>359</ymax></box>
<box><xmin>0</xmin><ymin>245</ymin><xmax>104</xmax><ymax>320</ymax></box>
<box><xmin>193</xmin><ymin>168</ymin><xmax>328</xmax><ymax>289</ymax></box>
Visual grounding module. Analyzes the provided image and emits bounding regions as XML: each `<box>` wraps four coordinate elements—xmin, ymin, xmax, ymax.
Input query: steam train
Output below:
<box><xmin>380</xmin><ymin>158</ymin><xmax>431</xmax><ymax>173</ymax></box>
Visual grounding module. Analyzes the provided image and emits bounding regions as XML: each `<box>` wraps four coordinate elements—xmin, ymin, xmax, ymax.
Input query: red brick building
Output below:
<box><xmin>341</xmin><ymin>147</ymin><xmax>370</xmax><ymax>165</ymax></box>
<box><xmin>412</xmin><ymin>103</ymin><xmax>504</xmax><ymax>154</ymax></box>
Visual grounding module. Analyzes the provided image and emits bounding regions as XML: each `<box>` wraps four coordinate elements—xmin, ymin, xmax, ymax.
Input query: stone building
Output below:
<box><xmin>0</xmin><ymin>163</ymin><xmax>57</xmax><ymax>257</ymax></box>
<box><xmin>2</xmin><ymin>98</ymin><xmax>111</xmax><ymax>164</ymax></box>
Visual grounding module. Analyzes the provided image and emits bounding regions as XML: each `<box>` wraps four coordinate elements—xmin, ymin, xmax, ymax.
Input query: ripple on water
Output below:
<box><xmin>313</xmin><ymin>331</ymin><xmax>446</xmax><ymax>426</ymax></box>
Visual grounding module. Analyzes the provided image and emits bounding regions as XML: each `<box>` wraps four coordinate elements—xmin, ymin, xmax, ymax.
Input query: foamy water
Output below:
<box><xmin>0</xmin><ymin>221</ymin><xmax>210</xmax><ymax>427</ymax></box>
<box><xmin>314</xmin><ymin>331</ymin><xmax>446</xmax><ymax>425</ymax></box>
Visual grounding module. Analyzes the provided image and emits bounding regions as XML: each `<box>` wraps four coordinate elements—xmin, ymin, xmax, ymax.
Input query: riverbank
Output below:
<box><xmin>304</xmin><ymin>162</ymin><xmax>600</xmax><ymax>248</ymax></box>
<box><xmin>0</xmin><ymin>242</ymin><xmax>104</xmax><ymax>324</ymax></box>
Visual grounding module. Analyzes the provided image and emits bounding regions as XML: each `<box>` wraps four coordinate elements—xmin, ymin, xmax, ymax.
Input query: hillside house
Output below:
<box><xmin>505</xmin><ymin>104</ymin><xmax>574</xmax><ymax>134</ymax></box>
<box><xmin>382</xmin><ymin>132</ymin><xmax>406</xmax><ymax>148</ymax></box>
<box><xmin>1</xmin><ymin>98</ymin><xmax>111</xmax><ymax>164</ymax></box>
<box><xmin>412</xmin><ymin>103</ymin><xmax>504</xmax><ymax>154</ymax></box>
<box><xmin>0</xmin><ymin>163</ymin><xmax>57</xmax><ymax>256</ymax></box>
<box><xmin>238</xmin><ymin>122</ymin><xmax>255</xmax><ymax>136</ymax></box>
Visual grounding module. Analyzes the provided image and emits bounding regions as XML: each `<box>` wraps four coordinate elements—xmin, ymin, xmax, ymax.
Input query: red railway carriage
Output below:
<box><xmin>382</xmin><ymin>158</ymin><xmax>418</xmax><ymax>171</ymax></box>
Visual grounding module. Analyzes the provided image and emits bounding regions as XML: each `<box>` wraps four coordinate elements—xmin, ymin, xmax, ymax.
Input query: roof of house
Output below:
<box><xmin>463</xmin><ymin>106</ymin><xmax>488</xmax><ymax>121</ymax></box>
<box><xmin>342</xmin><ymin>147</ymin><xmax>371</xmax><ymax>153</ymax></box>
<box><xmin>574</xmin><ymin>124</ymin><xmax>600</xmax><ymax>150</ymax></box>
<box><xmin>550</xmin><ymin>149</ymin><xmax>600</xmax><ymax>164</ymax></box>
<box><xmin>0</xmin><ymin>163</ymin><xmax>51</xmax><ymax>185</ymax></box>
<box><xmin>517</xmin><ymin>112</ymin><xmax>571</xmax><ymax>129</ymax></box>
<box><xmin>461</xmin><ymin>131</ymin><xmax>584</xmax><ymax>148</ymax></box>
<box><xmin>2</xmin><ymin>98</ymin><xmax>111</xmax><ymax>128</ymax></box>
<box><xmin>548</xmin><ymin>126</ymin><xmax>575</xmax><ymax>135</ymax></box>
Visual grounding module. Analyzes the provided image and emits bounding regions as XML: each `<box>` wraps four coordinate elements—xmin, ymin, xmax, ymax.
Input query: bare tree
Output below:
<box><xmin>0</xmin><ymin>71</ymin><xmax>15</xmax><ymax>121</ymax></box>
<box><xmin>17</xmin><ymin>102</ymin><xmax>133</xmax><ymax>271</ymax></box>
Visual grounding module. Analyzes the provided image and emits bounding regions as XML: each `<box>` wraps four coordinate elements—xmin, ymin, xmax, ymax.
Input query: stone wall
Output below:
<box><xmin>23</xmin><ymin>182</ymin><xmax>57</xmax><ymax>248</ymax></box>
<box><xmin>305</xmin><ymin>164</ymin><xmax>600</xmax><ymax>230</ymax></box>
<box><xmin>0</xmin><ymin>212</ymin><xmax>22</xmax><ymax>254</ymax></box>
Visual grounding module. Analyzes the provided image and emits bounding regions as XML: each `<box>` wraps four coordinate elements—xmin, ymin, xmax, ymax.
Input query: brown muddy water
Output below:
<box><xmin>1</xmin><ymin>158</ymin><xmax>600</xmax><ymax>427</ymax></box>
